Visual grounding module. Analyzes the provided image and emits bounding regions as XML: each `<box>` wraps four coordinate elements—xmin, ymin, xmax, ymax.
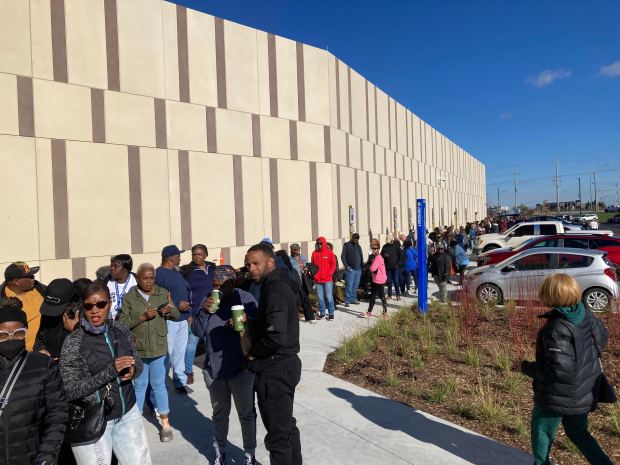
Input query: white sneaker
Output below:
<box><xmin>310</xmin><ymin>319</ymin><xmax>318</xmax><ymax>324</ymax></box>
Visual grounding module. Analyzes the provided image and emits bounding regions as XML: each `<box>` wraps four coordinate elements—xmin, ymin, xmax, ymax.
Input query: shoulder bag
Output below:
<box><xmin>65</xmin><ymin>382</ymin><xmax>114</xmax><ymax>446</ymax></box>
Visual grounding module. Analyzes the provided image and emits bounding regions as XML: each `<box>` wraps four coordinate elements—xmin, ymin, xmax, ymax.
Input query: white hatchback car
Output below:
<box><xmin>464</xmin><ymin>247</ymin><xmax>620</xmax><ymax>311</ymax></box>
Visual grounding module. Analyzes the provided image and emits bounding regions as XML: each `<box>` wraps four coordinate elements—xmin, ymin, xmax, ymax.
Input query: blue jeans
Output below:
<box><xmin>185</xmin><ymin>326</ymin><xmax>200</xmax><ymax>375</ymax></box>
<box><xmin>166</xmin><ymin>320</ymin><xmax>189</xmax><ymax>388</ymax></box>
<box><xmin>344</xmin><ymin>268</ymin><xmax>362</xmax><ymax>303</ymax></box>
<box><xmin>72</xmin><ymin>405</ymin><xmax>151</xmax><ymax>465</ymax></box>
<box><xmin>386</xmin><ymin>267</ymin><xmax>401</xmax><ymax>297</ymax></box>
<box><xmin>134</xmin><ymin>356</ymin><xmax>169</xmax><ymax>415</ymax></box>
<box><xmin>315</xmin><ymin>281</ymin><xmax>335</xmax><ymax>317</ymax></box>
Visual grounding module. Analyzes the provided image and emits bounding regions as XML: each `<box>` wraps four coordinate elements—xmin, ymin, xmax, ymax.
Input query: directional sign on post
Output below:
<box><xmin>416</xmin><ymin>199</ymin><xmax>428</xmax><ymax>313</ymax></box>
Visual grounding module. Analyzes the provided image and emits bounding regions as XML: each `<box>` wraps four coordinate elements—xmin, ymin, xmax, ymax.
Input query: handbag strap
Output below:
<box><xmin>0</xmin><ymin>352</ymin><xmax>29</xmax><ymax>419</ymax></box>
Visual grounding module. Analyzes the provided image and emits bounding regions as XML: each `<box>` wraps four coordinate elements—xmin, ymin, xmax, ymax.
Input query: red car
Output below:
<box><xmin>476</xmin><ymin>234</ymin><xmax>620</xmax><ymax>267</ymax></box>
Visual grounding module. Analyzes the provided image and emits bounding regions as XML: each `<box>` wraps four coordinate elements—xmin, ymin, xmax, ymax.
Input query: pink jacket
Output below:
<box><xmin>370</xmin><ymin>254</ymin><xmax>387</xmax><ymax>285</ymax></box>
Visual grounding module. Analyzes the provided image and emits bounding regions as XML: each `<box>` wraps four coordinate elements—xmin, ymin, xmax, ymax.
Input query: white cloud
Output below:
<box><xmin>499</xmin><ymin>112</ymin><xmax>514</xmax><ymax>120</ymax></box>
<box><xmin>598</xmin><ymin>61</ymin><xmax>620</xmax><ymax>77</ymax></box>
<box><xmin>525</xmin><ymin>68</ymin><xmax>571</xmax><ymax>87</ymax></box>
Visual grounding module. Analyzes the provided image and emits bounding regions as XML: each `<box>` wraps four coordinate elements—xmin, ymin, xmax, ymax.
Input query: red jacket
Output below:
<box><xmin>311</xmin><ymin>237</ymin><xmax>336</xmax><ymax>284</ymax></box>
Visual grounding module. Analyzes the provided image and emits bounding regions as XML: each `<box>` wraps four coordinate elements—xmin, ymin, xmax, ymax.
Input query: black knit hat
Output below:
<box><xmin>0</xmin><ymin>297</ymin><xmax>28</xmax><ymax>327</ymax></box>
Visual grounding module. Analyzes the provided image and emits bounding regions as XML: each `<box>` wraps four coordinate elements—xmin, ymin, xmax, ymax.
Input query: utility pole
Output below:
<box><xmin>593</xmin><ymin>172</ymin><xmax>598</xmax><ymax>213</ymax></box>
<box><xmin>577</xmin><ymin>177</ymin><xmax>582</xmax><ymax>215</ymax></box>
<box><xmin>512</xmin><ymin>167</ymin><xmax>518</xmax><ymax>209</ymax></box>
<box><xmin>589</xmin><ymin>174</ymin><xmax>593</xmax><ymax>210</ymax></box>
<box><xmin>554</xmin><ymin>159</ymin><xmax>560</xmax><ymax>214</ymax></box>
<box><xmin>497</xmin><ymin>187</ymin><xmax>500</xmax><ymax>208</ymax></box>
<box><xmin>615</xmin><ymin>182</ymin><xmax>619</xmax><ymax>205</ymax></box>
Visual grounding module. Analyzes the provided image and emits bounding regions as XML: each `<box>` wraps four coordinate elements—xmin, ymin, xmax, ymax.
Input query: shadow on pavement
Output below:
<box><xmin>329</xmin><ymin>387</ymin><xmax>529</xmax><ymax>465</ymax></box>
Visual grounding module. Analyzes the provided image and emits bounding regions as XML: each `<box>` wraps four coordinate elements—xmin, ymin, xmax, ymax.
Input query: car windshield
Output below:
<box><xmin>501</xmin><ymin>224</ymin><xmax>518</xmax><ymax>236</ymax></box>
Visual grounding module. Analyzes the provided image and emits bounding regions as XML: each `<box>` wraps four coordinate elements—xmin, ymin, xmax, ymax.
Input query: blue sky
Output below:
<box><xmin>174</xmin><ymin>0</ymin><xmax>620</xmax><ymax>208</ymax></box>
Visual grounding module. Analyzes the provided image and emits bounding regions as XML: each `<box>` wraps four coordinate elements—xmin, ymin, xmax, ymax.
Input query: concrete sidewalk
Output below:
<box><xmin>146</xmin><ymin>283</ymin><xmax>533</xmax><ymax>465</ymax></box>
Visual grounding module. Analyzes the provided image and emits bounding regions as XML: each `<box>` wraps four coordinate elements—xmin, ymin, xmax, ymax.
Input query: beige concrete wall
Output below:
<box><xmin>0</xmin><ymin>0</ymin><xmax>486</xmax><ymax>279</ymax></box>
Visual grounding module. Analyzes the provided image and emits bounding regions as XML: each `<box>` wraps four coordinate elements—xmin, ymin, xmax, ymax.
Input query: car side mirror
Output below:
<box><xmin>502</xmin><ymin>264</ymin><xmax>516</xmax><ymax>273</ymax></box>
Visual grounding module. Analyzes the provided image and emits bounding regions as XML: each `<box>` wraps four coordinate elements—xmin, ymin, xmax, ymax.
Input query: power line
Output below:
<box><xmin>486</xmin><ymin>167</ymin><xmax>620</xmax><ymax>187</ymax></box>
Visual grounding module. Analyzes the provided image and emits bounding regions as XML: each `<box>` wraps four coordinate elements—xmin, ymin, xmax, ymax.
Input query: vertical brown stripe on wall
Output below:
<box><xmin>296</xmin><ymin>42</ymin><xmax>306</xmax><ymax>122</ymax></box>
<box><xmin>176</xmin><ymin>5</ymin><xmax>190</xmax><ymax>103</ymax></box>
<box><xmin>336</xmin><ymin>166</ymin><xmax>342</xmax><ymax>238</ymax></box>
<box><xmin>206</xmin><ymin>107</ymin><xmax>217</xmax><ymax>152</ymax></box>
<box><xmin>345</xmin><ymin>136</ymin><xmax>349</xmax><ymax>166</ymax></box>
<box><xmin>347</xmin><ymin>67</ymin><xmax>352</xmax><ymax>132</ymax></box>
<box><xmin>395</xmin><ymin>105</ymin><xmax>398</xmax><ymax>153</ymax></box>
<box><xmin>335</xmin><ymin>59</ymin><xmax>341</xmax><ymax>129</ymax></box>
<box><xmin>387</xmin><ymin>100</ymin><xmax>392</xmax><ymax>150</ymax></box>
<box><xmin>379</xmin><ymin>175</ymin><xmax>384</xmax><ymax>232</ymax></box>
<box><xmin>405</xmin><ymin>112</ymin><xmax>409</xmax><ymax>156</ymax></box>
<box><xmin>384</xmin><ymin>148</ymin><xmax>387</xmax><ymax>175</ymax></box>
<box><xmin>365</xmin><ymin>171</ymin><xmax>370</xmax><ymax>235</ymax></box>
<box><xmin>71</xmin><ymin>257</ymin><xmax>86</xmax><ymax>280</ymax></box>
<box><xmin>309</xmin><ymin>162</ymin><xmax>319</xmax><ymax>239</ymax></box>
<box><xmin>178</xmin><ymin>150</ymin><xmax>192</xmax><ymax>250</ymax></box>
<box><xmin>221</xmin><ymin>247</ymin><xmax>231</xmax><ymax>265</ymax></box>
<box><xmin>154</xmin><ymin>99</ymin><xmax>167</xmax><ymax>148</ymax></box>
<box><xmin>374</xmin><ymin>86</ymin><xmax>378</xmax><ymax>144</ymax></box>
<box><xmin>289</xmin><ymin>120</ymin><xmax>298</xmax><ymax>160</ymax></box>
<box><xmin>302</xmin><ymin>242</ymin><xmax>310</xmax><ymax>260</ymax></box>
<box><xmin>50</xmin><ymin>0</ymin><xmax>68</xmax><ymax>82</ymax></box>
<box><xmin>269</xmin><ymin>159</ymin><xmax>280</xmax><ymax>243</ymax></box>
<box><xmin>365</xmin><ymin>79</ymin><xmax>369</xmax><ymax>139</ymax></box>
<box><xmin>372</xmin><ymin>145</ymin><xmax>376</xmax><ymax>172</ymax></box>
<box><xmin>127</xmin><ymin>146</ymin><xmax>144</xmax><ymax>253</ymax></box>
<box><xmin>323</xmin><ymin>126</ymin><xmax>331</xmax><ymax>163</ymax></box>
<box><xmin>104</xmin><ymin>0</ymin><xmax>120</xmax><ymax>90</ymax></box>
<box><xmin>267</xmin><ymin>34</ymin><xmax>278</xmax><ymax>117</ymax></box>
<box><xmin>91</xmin><ymin>89</ymin><xmax>105</xmax><ymax>143</ymax></box>
<box><xmin>214</xmin><ymin>18</ymin><xmax>227</xmax><ymax>109</ymax></box>
<box><xmin>354</xmin><ymin>171</ymin><xmax>359</xmax><ymax>232</ymax></box>
<box><xmin>233</xmin><ymin>156</ymin><xmax>245</xmax><ymax>246</ymax></box>
<box><xmin>252</xmin><ymin>115</ymin><xmax>261</xmax><ymax>157</ymax></box>
<box><xmin>51</xmin><ymin>140</ymin><xmax>69</xmax><ymax>259</ymax></box>
<box><xmin>17</xmin><ymin>76</ymin><xmax>34</xmax><ymax>137</ymax></box>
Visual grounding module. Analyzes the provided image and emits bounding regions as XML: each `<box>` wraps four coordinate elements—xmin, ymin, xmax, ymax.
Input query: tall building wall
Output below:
<box><xmin>0</xmin><ymin>0</ymin><xmax>486</xmax><ymax>281</ymax></box>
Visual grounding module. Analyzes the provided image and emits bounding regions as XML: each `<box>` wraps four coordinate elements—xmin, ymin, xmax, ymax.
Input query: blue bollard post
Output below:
<box><xmin>416</xmin><ymin>199</ymin><xmax>428</xmax><ymax>313</ymax></box>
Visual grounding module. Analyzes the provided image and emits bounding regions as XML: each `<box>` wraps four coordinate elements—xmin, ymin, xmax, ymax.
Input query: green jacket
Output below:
<box><xmin>118</xmin><ymin>285</ymin><xmax>180</xmax><ymax>359</ymax></box>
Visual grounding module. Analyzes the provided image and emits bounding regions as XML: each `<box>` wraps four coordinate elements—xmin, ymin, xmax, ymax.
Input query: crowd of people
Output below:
<box><xmin>0</xmin><ymin>220</ymin><xmax>614</xmax><ymax>465</ymax></box>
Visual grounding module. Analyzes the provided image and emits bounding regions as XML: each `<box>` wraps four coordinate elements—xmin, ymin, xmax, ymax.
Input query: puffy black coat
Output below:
<box><xmin>0</xmin><ymin>350</ymin><xmax>68</xmax><ymax>465</ymax></box>
<box><xmin>381</xmin><ymin>241</ymin><xmax>401</xmax><ymax>270</ymax></box>
<box><xmin>521</xmin><ymin>306</ymin><xmax>608</xmax><ymax>415</ymax></box>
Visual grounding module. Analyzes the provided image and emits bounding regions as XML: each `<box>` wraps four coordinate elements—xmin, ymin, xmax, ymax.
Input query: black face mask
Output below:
<box><xmin>0</xmin><ymin>339</ymin><xmax>25</xmax><ymax>360</ymax></box>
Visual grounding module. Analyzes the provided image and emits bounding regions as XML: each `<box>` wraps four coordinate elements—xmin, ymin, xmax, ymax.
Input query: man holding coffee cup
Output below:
<box><xmin>191</xmin><ymin>265</ymin><xmax>258</xmax><ymax>465</ymax></box>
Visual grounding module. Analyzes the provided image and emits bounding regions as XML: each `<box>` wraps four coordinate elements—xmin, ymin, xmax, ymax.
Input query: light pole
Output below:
<box><xmin>577</xmin><ymin>177</ymin><xmax>582</xmax><ymax>216</ymax></box>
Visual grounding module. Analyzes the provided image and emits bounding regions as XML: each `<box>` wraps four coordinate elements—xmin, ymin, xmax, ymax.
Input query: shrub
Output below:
<box><xmin>491</xmin><ymin>346</ymin><xmax>513</xmax><ymax>373</ymax></box>
<box><xmin>474</xmin><ymin>379</ymin><xmax>507</xmax><ymax>424</ymax></box>
<box><xmin>412</xmin><ymin>352</ymin><xmax>424</xmax><ymax>369</ymax></box>
<box><xmin>425</xmin><ymin>376</ymin><xmax>459</xmax><ymax>403</ymax></box>
<box><xmin>385</xmin><ymin>364</ymin><xmax>401</xmax><ymax>388</ymax></box>
<box><xmin>504</xmin><ymin>416</ymin><xmax>527</xmax><ymax>437</ymax></box>
<box><xmin>502</xmin><ymin>372</ymin><xmax>525</xmax><ymax>395</ymax></box>
<box><xmin>334</xmin><ymin>331</ymin><xmax>377</xmax><ymax>363</ymax></box>
<box><xmin>464</xmin><ymin>347</ymin><xmax>482</xmax><ymax>368</ymax></box>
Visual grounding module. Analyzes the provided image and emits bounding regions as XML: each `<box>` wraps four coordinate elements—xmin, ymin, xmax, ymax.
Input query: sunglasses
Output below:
<box><xmin>371</xmin><ymin>247</ymin><xmax>380</xmax><ymax>250</ymax></box>
<box><xmin>83</xmin><ymin>300</ymin><xmax>109</xmax><ymax>311</ymax></box>
<box><xmin>0</xmin><ymin>328</ymin><xmax>27</xmax><ymax>342</ymax></box>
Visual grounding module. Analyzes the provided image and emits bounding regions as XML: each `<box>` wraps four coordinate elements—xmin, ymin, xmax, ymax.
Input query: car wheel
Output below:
<box><xmin>482</xmin><ymin>244</ymin><xmax>500</xmax><ymax>253</ymax></box>
<box><xmin>582</xmin><ymin>287</ymin><xmax>612</xmax><ymax>312</ymax></box>
<box><xmin>477</xmin><ymin>283</ymin><xmax>503</xmax><ymax>305</ymax></box>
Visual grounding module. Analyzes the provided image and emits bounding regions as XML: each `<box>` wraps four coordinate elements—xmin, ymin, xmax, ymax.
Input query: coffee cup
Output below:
<box><xmin>207</xmin><ymin>289</ymin><xmax>223</xmax><ymax>313</ymax></box>
<box><xmin>231</xmin><ymin>305</ymin><xmax>245</xmax><ymax>332</ymax></box>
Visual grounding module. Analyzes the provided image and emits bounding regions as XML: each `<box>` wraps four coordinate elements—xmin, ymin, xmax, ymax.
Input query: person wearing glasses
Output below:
<box><xmin>60</xmin><ymin>282</ymin><xmax>151</xmax><ymax>465</ymax></box>
<box><xmin>119</xmin><ymin>263</ymin><xmax>179</xmax><ymax>443</ymax></box>
<box><xmin>0</xmin><ymin>297</ymin><xmax>68</xmax><ymax>465</ymax></box>
<box><xmin>360</xmin><ymin>239</ymin><xmax>388</xmax><ymax>318</ymax></box>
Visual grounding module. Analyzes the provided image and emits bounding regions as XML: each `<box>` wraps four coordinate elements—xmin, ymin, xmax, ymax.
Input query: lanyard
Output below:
<box><xmin>114</xmin><ymin>279</ymin><xmax>131</xmax><ymax>311</ymax></box>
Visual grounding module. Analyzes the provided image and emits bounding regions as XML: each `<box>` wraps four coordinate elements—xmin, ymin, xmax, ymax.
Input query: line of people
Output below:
<box><xmin>0</xmin><ymin>240</ymin><xmax>303</xmax><ymax>465</ymax></box>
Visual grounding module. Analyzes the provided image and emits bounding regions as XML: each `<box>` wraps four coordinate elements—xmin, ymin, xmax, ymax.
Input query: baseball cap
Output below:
<box><xmin>352</xmin><ymin>233</ymin><xmax>360</xmax><ymax>240</ymax></box>
<box><xmin>4</xmin><ymin>262</ymin><xmax>40</xmax><ymax>281</ymax></box>
<box><xmin>161</xmin><ymin>245</ymin><xmax>184</xmax><ymax>259</ymax></box>
<box><xmin>40</xmin><ymin>278</ymin><xmax>75</xmax><ymax>317</ymax></box>
<box><xmin>260</xmin><ymin>237</ymin><xmax>273</xmax><ymax>245</ymax></box>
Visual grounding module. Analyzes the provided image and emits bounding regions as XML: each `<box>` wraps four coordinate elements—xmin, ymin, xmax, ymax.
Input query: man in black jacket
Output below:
<box><xmin>245</xmin><ymin>243</ymin><xmax>302</xmax><ymax>465</ymax></box>
<box><xmin>341</xmin><ymin>233</ymin><xmax>363</xmax><ymax>307</ymax></box>
<box><xmin>381</xmin><ymin>238</ymin><xmax>402</xmax><ymax>300</ymax></box>
<box><xmin>0</xmin><ymin>297</ymin><xmax>68</xmax><ymax>465</ymax></box>
<box><xmin>429</xmin><ymin>243</ymin><xmax>451</xmax><ymax>302</ymax></box>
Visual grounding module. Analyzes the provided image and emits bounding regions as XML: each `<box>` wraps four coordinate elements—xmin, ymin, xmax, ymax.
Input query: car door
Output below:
<box><xmin>553</xmin><ymin>252</ymin><xmax>596</xmax><ymax>293</ymax></box>
<box><xmin>501</xmin><ymin>252</ymin><xmax>553</xmax><ymax>301</ymax></box>
<box><xmin>505</xmin><ymin>224</ymin><xmax>535</xmax><ymax>248</ymax></box>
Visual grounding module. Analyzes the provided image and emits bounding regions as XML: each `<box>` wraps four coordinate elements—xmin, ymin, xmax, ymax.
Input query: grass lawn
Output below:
<box><xmin>325</xmin><ymin>302</ymin><xmax>620</xmax><ymax>465</ymax></box>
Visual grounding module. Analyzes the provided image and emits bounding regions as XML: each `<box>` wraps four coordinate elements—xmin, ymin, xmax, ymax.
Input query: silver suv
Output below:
<box><xmin>464</xmin><ymin>247</ymin><xmax>619</xmax><ymax>311</ymax></box>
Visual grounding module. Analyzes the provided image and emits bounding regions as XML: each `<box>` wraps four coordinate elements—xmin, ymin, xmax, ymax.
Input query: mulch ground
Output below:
<box><xmin>324</xmin><ymin>305</ymin><xmax>620</xmax><ymax>465</ymax></box>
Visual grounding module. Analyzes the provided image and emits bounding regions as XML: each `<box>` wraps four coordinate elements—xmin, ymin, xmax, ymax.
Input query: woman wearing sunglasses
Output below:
<box><xmin>119</xmin><ymin>263</ymin><xmax>179</xmax><ymax>443</ymax></box>
<box><xmin>360</xmin><ymin>239</ymin><xmax>388</xmax><ymax>318</ymax></box>
<box><xmin>60</xmin><ymin>281</ymin><xmax>152</xmax><ymax>465</ymax></box>
<box><xmin>0</xmin><ymin>297</ymin><xmax>68</xmax><ymax>465</ymax></box>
